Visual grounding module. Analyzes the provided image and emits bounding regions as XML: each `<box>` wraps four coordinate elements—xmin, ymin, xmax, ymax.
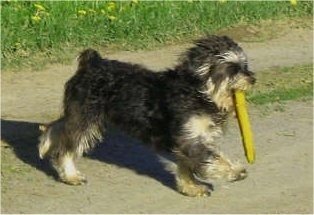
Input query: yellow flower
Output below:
<box><xmin>100</xmin><ymin>9</ymin><xmax>106</xmax><ymax>15</ymax></box>
<box><xmin>107</xmin><ymin>2</ymin><xmax>116</xmax><ymax>12</ymax></box>
<box><xmin>107</xmin><ymin>15</ymin><xmax>117</xmax><ymax>21</ymax></box>
<box><xmin>31</xmin><ymin>15</ymin><xmax>41</xmax><ymax>23</ymax></box>
<box><xmin>78</xmin><ymin>9</ymin><xmax>87</xmax><ymax>16</ymax></box>
<box><xmin>88</xmin><ymin>9</ymin><xmax>96</xmax><ymax>14</ymax></box>
<box><xmin>14</xmin><ymin>3</ymin><xmax>22</xmax><ymax>10</ymax></box>
<box><xmin>14</xmin><ymin>42</ymin><xmax>21</xmax><ymax>48</ymax></box>
<box><xmin>34</xmin><ymin>3</ymin><xmax>45</xmax><ymax>11</ymax></box>
<box><xmin>290</xmin><ymin>0</ymin><xmax>297</xmax><ymax>6</ymax></box>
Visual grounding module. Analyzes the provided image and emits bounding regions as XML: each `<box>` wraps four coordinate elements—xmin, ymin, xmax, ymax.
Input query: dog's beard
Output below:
<box><xmin>200</xmin><ymin>78</ymin><xmax>234</xmax><ymax>112</ymax></box>
<box><xmin>230</xmin><ymin>74</ymin><xmax>255</xmax><ymax>91</ymax></box>
<box><xmin>200</xmin><ymin>74</ymin><xmax>254</xmax><ymax>113</ymax></box>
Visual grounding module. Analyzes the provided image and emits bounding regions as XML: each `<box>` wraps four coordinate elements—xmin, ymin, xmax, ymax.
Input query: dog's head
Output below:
<box><xmin>178</xmin><ymin>35</ymin><xmax>256</xmax><ymax>111</ymax></box>
<box><xmin>197</xmin><ymin>49</ymin><xmax>256</xmax><ymax>91</ymax></box>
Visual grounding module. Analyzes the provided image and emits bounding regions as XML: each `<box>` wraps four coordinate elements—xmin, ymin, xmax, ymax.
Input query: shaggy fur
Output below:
<box><xmin>39</xmin><ymin>35</ymin><xmax>256</xmax><ymax>197</ymax></box>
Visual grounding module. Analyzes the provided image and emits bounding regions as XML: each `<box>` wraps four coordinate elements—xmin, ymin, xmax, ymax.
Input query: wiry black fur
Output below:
<box><xmin>177</xmin><ymin>35</ymin><xmax>240</xmax><ymax>70</ymax></box>
<box><xmin>39</xmin><ymin>35</ymin><xmax>255</xmax><ymax>196</ymax></box>
<box><xmin>62</xmin><ymin>49</ymin><xmax>224</xmax><ymax>151</ymax></box>
<box><xmin>177</xmin><ymin>35</ymin><xmax>254</xmax><ymax>91</ymax></box>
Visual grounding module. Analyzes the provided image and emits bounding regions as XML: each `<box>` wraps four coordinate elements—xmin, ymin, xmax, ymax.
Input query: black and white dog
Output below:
<box><xmin>39</xmin><ymin>35</ymin><xmax>256</xmax><ymax>197</ymax></box>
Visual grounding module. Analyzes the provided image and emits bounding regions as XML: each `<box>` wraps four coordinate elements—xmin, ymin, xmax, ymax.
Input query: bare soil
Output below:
<box><xmin>1</xmin><ymin>20</ymin><xmax>313</xmax><ymax>213</ymax></box>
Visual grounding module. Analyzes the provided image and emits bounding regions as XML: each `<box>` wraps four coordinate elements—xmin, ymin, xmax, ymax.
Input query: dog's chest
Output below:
<box><xmin>182</xmin><ymin>112</ymin><xmax>227</xmax><ymax>146</ymax></box>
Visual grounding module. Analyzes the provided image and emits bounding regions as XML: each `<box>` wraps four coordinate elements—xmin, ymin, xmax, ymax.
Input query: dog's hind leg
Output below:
<box><xmin>51</xmin><ymin>151</ymin><xmax>87</xmax><ymax>185</ymax></box>
<box><xmin>39</xmin><ymin>115</ymin><xmax>104</xmax><ymax>185</ymax></box>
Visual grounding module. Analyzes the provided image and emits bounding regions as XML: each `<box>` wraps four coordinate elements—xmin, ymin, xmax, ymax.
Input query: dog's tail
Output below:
<box><xmin>77</xmin><ymin>48</ymin><xmax>102</xmax><ymax>68</ymax></box>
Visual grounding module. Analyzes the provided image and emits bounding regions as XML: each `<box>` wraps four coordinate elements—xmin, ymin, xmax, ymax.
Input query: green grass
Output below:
<box><xmin>247</xmin><ymin>64</ymin><xmax>313</xmax><ymax>105</ymax></box>
<box><xmin>1</xmin><ymin>1</ymin><xmax>313</xmax><ymax>70</ymax></box>
<box><xmin>248</xmin><ymin>85</ymin><xmax>313</xmax><ymax>105</ymax></box>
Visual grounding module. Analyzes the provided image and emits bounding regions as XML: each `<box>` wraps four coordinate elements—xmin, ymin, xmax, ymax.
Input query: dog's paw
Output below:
<box><xmin>231</xmin><ymin>168</ymin><xmax>248</xmax><ymax>182</ymax></box>
<box><xmin>178</xmin><ymin>183</ymin><xmax>211</xmax><ymax>197</ymax></box>
<box><xmin>60</xmin><ymin>172</ymin><xmax>87</xmax><ymax>185</ymax></box>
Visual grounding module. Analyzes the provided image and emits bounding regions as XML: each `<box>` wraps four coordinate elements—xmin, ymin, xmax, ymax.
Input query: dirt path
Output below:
<box><xmin>1</xmin><ymin>23</ymin><xmax>313</xmax><ymax>213</ymax></box>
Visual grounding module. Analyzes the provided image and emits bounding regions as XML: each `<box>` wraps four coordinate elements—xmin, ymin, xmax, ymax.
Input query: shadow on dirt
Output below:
<box><xmin>1</xmin><ymin>119</ymin><xmax>175</xmax><ymax>190</ymax></box>
<box><xmin>1</xmin><ymin>119</ymin><xmax>58</xmax><ymax>178</ymax></box>
<box><xmin>89</xmin><ymin>130</ymin><xmax>175</xmax><ymax>189</ymax></box>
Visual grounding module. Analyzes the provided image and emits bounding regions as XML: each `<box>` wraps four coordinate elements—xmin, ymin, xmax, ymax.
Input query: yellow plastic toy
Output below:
<box><xmin>234</xmin><ymin>90</ymin><xmax>256</xmax><ymax>164</ymax></box>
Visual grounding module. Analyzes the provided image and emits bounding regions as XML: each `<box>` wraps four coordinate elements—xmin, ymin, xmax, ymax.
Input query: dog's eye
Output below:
<box><xmin>200</xmin><ymin>160</ymin><xmax>213</xmax><ymax>166</ymax></box>
<box><xmin>243</xmin><ymin>70</ymin><xmax>254</xmax><ymax>77</ymax></box>
<box><xmin>226</xmin><ymin>64</ymin><xmax>240</xmax><ymax>76</ymax></box>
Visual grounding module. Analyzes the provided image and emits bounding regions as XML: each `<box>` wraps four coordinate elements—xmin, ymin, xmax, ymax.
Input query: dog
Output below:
<box><xmin>38</xmin><ymin>35</ymin><xmax>256</xmax><ymax>197</ymax></box>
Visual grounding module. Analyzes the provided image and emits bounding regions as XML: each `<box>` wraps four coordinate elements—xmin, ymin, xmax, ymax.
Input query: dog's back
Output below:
<box><xmin>65</xmin><ymin>49</ymin><xmax>171</xmax><ymax>147</ymax></box>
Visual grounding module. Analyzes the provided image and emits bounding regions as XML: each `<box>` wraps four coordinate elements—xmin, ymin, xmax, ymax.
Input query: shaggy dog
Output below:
<box><xmin>39</xmin><ymin>35</ymin><xmax>256</xmax><ymax>197</ymax></box>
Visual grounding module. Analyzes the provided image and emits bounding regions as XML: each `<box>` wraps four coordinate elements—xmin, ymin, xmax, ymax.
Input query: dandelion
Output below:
<box><xmin>107</xmin><ymin>2</ymin><xmax>116</xmax><ymax>12</ymax></box>
<box><xmin>31</xmin><ymin>15</ymin><xmax>41</xmax><ymax>23</ymax></box>
<box><xmin>78</xmin><ymin>9</ymin><xmax>87</xmax><ymax>16</ymax></box>
<box><xmin>100</xmin><ymin>9</ymin><xmax>106</xmax><ymax>15</ymax></box>
<box><xmin>107</xmin><ymin>15</ymin><xmax>117</xmax><ymax>21</ymax></box>
<box><xmin>290</xmin><ymin>0</ymin><xmax>297</xmax><ymax>6</ymax></box>
<box><xmin>14</xmin><ymin>42</ymin><xmax>21</xmax><ymax>49</ymax></box>
<box><xmin>88</xmin><ymin>9</ymin><xmax>96</xmax><ymax>14</ymax></box>
<box><xmin>34</xmin><ymin>3</ymin><xmax>45</xmax><ymax>11</ymax></box>
<box><xmin>14</xmin><ymin>3</ymin><xmax>22</xmax><ymax>10</ymax></box>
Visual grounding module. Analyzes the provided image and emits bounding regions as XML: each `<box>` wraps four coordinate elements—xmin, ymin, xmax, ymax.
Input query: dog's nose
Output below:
<box><xmin>250</xmin><ymin>76</ymin><xmax>256</xmax><ymax>85</ymax></box>
<box><xmin>244</xmin><ymin>70</ymin><xmax>256</xmax><ymax>85</ymax></box>
<box><xmin>236</xmin><ymin>169</ymin><xmax>248</xmax><ymax>181</ymax></box>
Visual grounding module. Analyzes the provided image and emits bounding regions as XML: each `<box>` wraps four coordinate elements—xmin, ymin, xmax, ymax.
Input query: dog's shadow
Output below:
<box><xmin>1</xmin><ymin>119</ymin><xmax>175</xmax><ymax>189</ymax></box>
<box><xmin>1</xmin><ymin>119</ymin><xmax>55</xmax><ymax>176</ymax></box>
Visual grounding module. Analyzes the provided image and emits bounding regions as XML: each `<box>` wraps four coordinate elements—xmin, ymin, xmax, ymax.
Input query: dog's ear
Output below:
<box><xmin>217</xmin><ymin>50</ymin><xmax>247</xmax><ymax>65</ymax></box>
<box><xmin>39</xmin><ymin>124</ymin><xmax>47</xmax><ymax>132</ymax></box>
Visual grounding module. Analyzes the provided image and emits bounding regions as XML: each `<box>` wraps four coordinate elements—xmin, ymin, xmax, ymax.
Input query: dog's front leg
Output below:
<box><xmin>174</xmin><ymin>144</ymin><xmax>213</xmax><ymax>197</ymax></box>
<box><xmin>175</xmin><ymin>158</ymin><xmax>212</xmax><ymax>197</ymax></box>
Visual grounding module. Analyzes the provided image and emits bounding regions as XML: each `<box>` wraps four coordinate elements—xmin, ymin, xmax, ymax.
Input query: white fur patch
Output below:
<box><xmin>77</xmin><ymin>124</ymin><xmax>103</xmax><ymax>155</ymax></box>
<box><xmin>211</xmin><ymin>78</ymin><xmax>234</xmax><ymax>112</ymax></box>
<box><xmin>183</xmin><ymin>114</ymin><xmax>222</xmax><ymax>146</ymax></box>
<box><xmin>62</xmin><ymin>154</ymin><xmax>78</xmax><ymax>177</ymax></box>
<box><xmin>201</xmin><ymin>78</ymin><xmax>234</xmax><ymax>112</ymax></box>
<box><xmin>196</xmin><ymin>63</ymin><xmax>210</xmax><ymax>76</ymax></box>
<box><xmin>217</xmin><ymin>50</ymin><xmax>247</xmax><ymax>64</ymax></box>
